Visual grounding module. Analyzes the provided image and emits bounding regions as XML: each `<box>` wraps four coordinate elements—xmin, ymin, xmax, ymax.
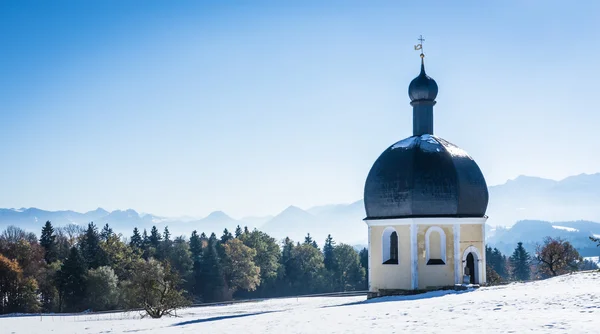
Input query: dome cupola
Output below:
<box><xmin>363</xmin><ymin>43</ymin><xmax>488</xmax><ymax>220</ymax></box>
<box><xmin>408</xmin><ymin>55</ymin><xmax>438</xmax><ymax>102</ymax></box>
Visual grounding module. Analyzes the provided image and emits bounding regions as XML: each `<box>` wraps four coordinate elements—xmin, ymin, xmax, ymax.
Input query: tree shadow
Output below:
<box><xmin>171</xmin><ymin>310</ymin><xmax>280</xmax><ymax>327</ymax></box>
<box><xmin>322</xmin><ymin>289</ymin><xmax>475</xmax><ymax>308</ymax></box>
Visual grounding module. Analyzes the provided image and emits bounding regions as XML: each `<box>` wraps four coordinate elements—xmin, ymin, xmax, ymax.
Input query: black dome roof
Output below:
<box><xmin>364</xmin><ymin>135</ymin><xmax>488</xmax><ymax>220</ymax></box>
<box><xmin>408</xmin><ymin>59</ymin><xmax>438</xmax><ymax>102</ymax></box>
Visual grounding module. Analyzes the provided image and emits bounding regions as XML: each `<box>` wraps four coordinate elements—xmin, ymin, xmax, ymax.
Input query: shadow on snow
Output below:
<box><xmin>171</xmin><ymin>310</ymin><xmax>280</xmax><ymax>327</ymax></box>
<box><xmin>322</xmin><ymin>289</ymin><xmax>475</xmax><ymax>308</ymax></box>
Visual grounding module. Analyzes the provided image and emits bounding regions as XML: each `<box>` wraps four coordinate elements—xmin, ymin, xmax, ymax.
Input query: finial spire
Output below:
<box><xmin>414</xmin><ymin>35</ymin><xmax>425</xmax><ymax>58</ymax></box>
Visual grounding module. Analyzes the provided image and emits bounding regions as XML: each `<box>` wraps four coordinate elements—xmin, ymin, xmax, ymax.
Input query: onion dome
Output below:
<box><xmin>364</xmin><ymin>134</ymin><xmax>488</xmax><ymax>220</ymax></box>
<box><xmin>408</xmin><ymin>56</ymin><xmax>438</xmax><ymax>102</ymax></box>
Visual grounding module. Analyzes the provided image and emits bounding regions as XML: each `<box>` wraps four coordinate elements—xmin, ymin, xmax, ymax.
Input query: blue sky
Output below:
<box><xmin>1</xmin><ymin>1</ymin><xmax>599</xmax><ymax>218</ymax></box>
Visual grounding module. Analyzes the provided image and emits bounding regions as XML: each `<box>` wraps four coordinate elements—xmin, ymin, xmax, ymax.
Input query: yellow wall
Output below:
<box><xmin>369</xmin><ymin>221</ymin><xmax>486</xmax><ymax>292</ymax></box>
<box><xmin>459</xmin><ymin>224</ymin><xmax>485</xmax><ymax>283</ymax></box>
<box><xmin>369</xmin><ymin>225</ymin><xmax>412</xmax><ymax>291</ymax></box>
<box><xmin>417</xmin><ymin>225</ymin><xmax>455</xmax><ymax>289</ymax></box>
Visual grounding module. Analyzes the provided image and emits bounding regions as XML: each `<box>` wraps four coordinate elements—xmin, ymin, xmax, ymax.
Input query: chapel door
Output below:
<box><xmin>466</xmin><ymin>253</ymin><xmax>476</xmax><ymax>284</ymax></box>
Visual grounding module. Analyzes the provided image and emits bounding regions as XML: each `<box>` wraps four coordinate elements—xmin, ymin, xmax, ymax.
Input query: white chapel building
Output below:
<box><xmin>363</xmin><ymin>51</ymin><xmax>489</xmax><ymax>298</ymax></box>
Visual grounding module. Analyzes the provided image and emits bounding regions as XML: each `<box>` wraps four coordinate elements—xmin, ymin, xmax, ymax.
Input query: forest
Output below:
<box><xmin>0</xmin><ymin>221</ymin><xmax>597</xmax><ymax>317</ymax></box>
<box><xmin>0</xmin><ymin>221</ymin><xmax>367</xmax><ymax>316</ymax></box>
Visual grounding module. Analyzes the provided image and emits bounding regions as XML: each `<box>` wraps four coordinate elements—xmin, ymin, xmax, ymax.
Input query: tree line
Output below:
<box><xmin>485</xmin><ymin>237</ymin><xmax>599</xmax><ymax>285</ymax></box>
<box><xmin>0</xmin><ymin>221</ymin><xmax>367</xmax><ymax>317</ymax></box>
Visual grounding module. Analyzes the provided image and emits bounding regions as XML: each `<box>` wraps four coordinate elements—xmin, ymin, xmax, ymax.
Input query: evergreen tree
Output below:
<box><xmin>243</xmin><ymin>226</ymin><xmax>250</xmax><ymax>235</ymax></box>
<box><xmin>358</xmin><ymin>247</ymin><xmax>368</xmax><ymax>289</ymax></box>
<box><xmin>149</xmin><ymin>226</ymin><xmax>162</xmax><ymax>249</ymax></box>
<box><xmin>323</xmin><ymin>234</ymin><xmax>336</xmax><ymax>271</ymax></box>
<box><xmin>56</xmin><ymin>247</ymin><xmax>87</xmax><ymax>312</ymax></box>
<box><xmin>169</xmin><ymin>237</ymin><xmax>193</xmax><ymax>289</ymax></box>
<box><xmin>79</xmin><ymin>222</ymin><xmax>105</xmax><ymax>269</ymax></box>
<box><xmin>235</xmin><ymin>225</ymin><xmax>243</xmax><ymax>238</ymax></box>
<box><xmin>200</xmin><ymin>235</ymin><xmax>226</xmax><ymax>302</ymax></box>
<box><xmin>141</xmin><ymin>229</ymin><xmax>150</xmax><ymax>259</ymax></box>
<box><xmin>158</xmin><ymin>226</ymin><xmax>172</xmax><ymax>260</ymax></box>
<box><xmin>510</xmin><ymin>242</ymin><xmax>531</xmax><ymax>281</ymax></box>
<box><xmin>100</xmin><ymin>223</ymin><xmax>113</xmax><ymax>241</ymax></box>
<box><xmin>40</xmin><ymin>221</ymin><xmax>57</xmax><ymax>263</ymax></box>
<box><xmin>189</xmin><ymin>231</ymin><xmax>203</xmax><ymax>261</ymax></box>
<box><xmin>142</xmin><ymin>229</ymin><xmax>149</xmax><ymax>246</ymax></box>
<box><xmin>130</xmin><ymin>228</ymin><xmax>143</xmax><ymax>249</ymax></box>
<box><xmin>311</xmin><ymin>240</ymin><xmax>319</xmax><ymax>250</ymax></box>
<box><xmin>188</xmin><ymin>231</ymin><xmax>203</xmax><ymax>299</ymax></box>
<box><xmin>221</xmin><ymin>228</ymin><xmax>233</xmax><ymax>244</ymax></box>
<box><xmin>280</xmin><ymin>237</ymin><xmax>295</xmax><ymax>280</ymax></box>
<box><xmin>304</xmin><ymin>233</ymin><xmax>313</xmax><ymax>245</ymax></box>
<box><xmin>163</xmin><ymin>226</ymin><xmax>171</xmax><ymax>242</ymax></box>
<box><xmin>492</xmin><ymin>248</ymin><xmax>508</xmax><ymax>278</ymax></box>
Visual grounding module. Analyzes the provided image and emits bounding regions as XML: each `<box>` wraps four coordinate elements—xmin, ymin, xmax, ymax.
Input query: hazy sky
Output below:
<box><xmin>1</xmin><ymin>1</ymin><xmax>599</xmax><ymax>218</ymax></box>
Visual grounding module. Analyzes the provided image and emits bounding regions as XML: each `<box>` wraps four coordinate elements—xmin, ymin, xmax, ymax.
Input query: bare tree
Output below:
<box><xmin>57</xmin><ymin>224</ymin><xmax>85</xmax><ymax>247</ymax></box>
<box><xmin>535</xmin><ymin>237</ymin><xmax>581</xmax><ymax>277</ymax></box>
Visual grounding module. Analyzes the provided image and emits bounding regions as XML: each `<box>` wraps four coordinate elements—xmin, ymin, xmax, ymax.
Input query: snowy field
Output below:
<box><xmin>3</xmin><ymin>272</ymin><xmax>600</xmax><ymax>334</ymax></box>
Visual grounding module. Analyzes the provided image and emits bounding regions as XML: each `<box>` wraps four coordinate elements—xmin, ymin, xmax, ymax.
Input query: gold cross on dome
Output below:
<box><xmin>414</xmin><ymin>35</ymin><xmax>425</xmax><ymax>58</ymax></box>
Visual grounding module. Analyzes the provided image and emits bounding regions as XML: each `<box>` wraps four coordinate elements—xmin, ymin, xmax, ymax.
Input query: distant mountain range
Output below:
<box><xmin>487</xmin><ymin>220</ymin><xmax>600</xmax><ymax>257</ymax></box>
<box><xmin>2</xmin><ymin>173</ymin><xmax>600</xmax><ymax>248</ymax></box>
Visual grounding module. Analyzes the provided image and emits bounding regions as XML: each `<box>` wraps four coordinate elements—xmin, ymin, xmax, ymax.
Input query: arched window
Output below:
<box><xmin>382</xmin><ymin>227</ymin><xmax>399</xmax><ymax>264</ymax></box>
<box><xmin>425</xmin><ymin>226</ymin><xmax>446</xmax><ymax>265</ymax></box>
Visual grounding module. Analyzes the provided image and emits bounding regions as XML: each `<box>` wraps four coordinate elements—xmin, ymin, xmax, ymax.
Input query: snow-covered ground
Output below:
<box><xmin>3</xmin><ymin>272</ymin><xmax>600</xmax><ymax>334</ymax></box>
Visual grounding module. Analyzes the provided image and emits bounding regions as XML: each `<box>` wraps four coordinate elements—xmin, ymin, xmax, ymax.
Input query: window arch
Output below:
<box><xmin>425</xmin><ymin>226</ymin><xmax>446</xmax><ymax>265</ymax></box>
<box><xmin>382</xmin><ymin>227</ymin><xmax>399</xmax><ymax>264</ymax></box>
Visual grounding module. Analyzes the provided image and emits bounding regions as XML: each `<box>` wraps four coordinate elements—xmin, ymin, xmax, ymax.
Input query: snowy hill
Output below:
<box><xmin>4</xmin><ymin>272</ymin><xmax>600</xmax><ymax>333</ymax></box>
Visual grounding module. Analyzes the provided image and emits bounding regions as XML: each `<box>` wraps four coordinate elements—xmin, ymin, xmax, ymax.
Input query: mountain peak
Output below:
<box><xmin>198</xmin><ymin>211</ymin><xmax>237</xmax><ymax>224</ymax></box>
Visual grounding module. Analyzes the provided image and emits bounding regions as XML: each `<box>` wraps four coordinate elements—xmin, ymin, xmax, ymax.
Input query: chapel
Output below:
<box><xmin>363</xmin><ymin>39</ymin><xmax>489</xmax><ymax>298</ymax></box>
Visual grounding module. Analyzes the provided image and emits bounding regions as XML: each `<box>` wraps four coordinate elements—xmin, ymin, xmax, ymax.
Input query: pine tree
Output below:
<box><xmin>56</xmin><ymin>247</ymin><xmax>87</xmax><ymax>312</ymax></box>
<box><xmin>189</xmin><ymin>231</ymin><xmax>203</xmax><ymax>261</ymax></box>
<box><xmin>200</xmin><ymin>235</ymin><xmax>226</xmax><ymax>302</ymax></box>
<box><xmin>189</xmin><ymin>230</ymin><xmax>203</xmax><ymax>299</ymax></box>
<box><xmin>510</xmin><ymin>242</ymin><xmax>531</xmax><ymax>281</ymax></box>
<box><xmin>100</xmin><ymin>223</ymin><xmax>113</xmax><ymax>241</ymax></box>
<box><xmin>149</xmin><ymin>226</ymin><xmax>162</xmax><ymax>249</ymax></box>
<box><xmin>243</xmin><ymin>226</ymin><xmax>250</xmax><ymax>235</ymax></box>
<box><xmin>358</xmin><ymin>247</ymin><xmax>368</xmax><ymax>289</ymax></box>
<box><xmin>130</xmin><ymin>228</ymin><xmax>143</xmax><ymax>249</ymax></box>
<box><xmin>163</xmin><ymin>226</ymin><xmax>171</xmax><ymax>242</ymax></box>
<box><xmin>235</xmin><ymin>225</ymin><xmax>243</xmax><ymax>238</ymax></box>
<box><xmin>142</xmin><ymin>229</ymin><xmax>149</xmax><ymax>246</ymax></box>
<box><xmin>158</xmin><ymin>226</ymin><xmax>172</xmax><ymax>260</ymax></box>
<box><xmin>304</xmin><ymin>233</ymin><xmax>313</xmax><ymax>245</ymax></box>
<box><xmin>221</xmin><ymin>228</ymin><xmax>233</xmax><ymax>244</ymax></box>
<box><xmin>492</xmin><ymin>248</ymin><xmax>508</xmax><ymax>278</ymax></box>
<box><xmin>280</xmin><ymin>237</ymin><xmax>295</xmax><ymax>280</ymax></box>
<box><xmin>40</xmin><ymin>221</ymin><xmax>57</xmax><ymax>263</ymax></box>
<box><xmin>141</xmin><ymin>229</ymin><xmax>150</xmax><ymax>259</ymax></box>
<box><xmin>323</xmin><ymin>234</ymin><xmax>336</xmax><ymax>271</ymax></box>
<box><xmin>79</xmin><ymin>222</ymin><xmax>105</xmax><ymax>269</ymax></box>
